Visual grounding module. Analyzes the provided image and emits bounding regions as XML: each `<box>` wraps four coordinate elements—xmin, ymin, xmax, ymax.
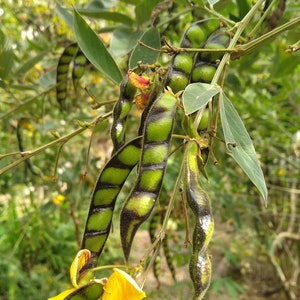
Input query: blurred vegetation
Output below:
<box><xmin>0</xmin><ymin>0</ymin><xmax>299</xmax><ymax>299</ymax></box>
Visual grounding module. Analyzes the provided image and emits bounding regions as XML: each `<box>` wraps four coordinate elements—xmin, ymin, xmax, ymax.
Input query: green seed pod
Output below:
<box><xmin>185</xmin><ymin>142</ymin><xmax>214</xmax><ymax>300</ymax></box>
<box><xmin>81</xmin><ymin>137</ymin><xmax>141</xmax><ymax>269</ymax></box>
<box><xmin>56</xmin><ymin>43</ymin><xmax>78</xmax><ymax>109</ymax></box>
<box><xmin>72</xmin><ymin>48</ymin><xmax>87</xmax><ymax>90</ymax></box>
<box><xmin>120</xmin><ymin>90</ymin><xmax>178</xmax><ymax>261</ymax></box>
<box><xmin>165</xmin><ymin>19</ymin><xmax>220</xmax><ymax>93</ymax></box>
<box><xmin>198</xmin><ymin>28</ymin><xmax>230</xmax><ymax>63</ymax></box>
<box><xmin>197</xmin><ymin>109</ymin><xmax>209</xmax><ymax>131</ymax></box>
<box><xmin>111</xmin><ymin>74</ymin><xmax>136</xmax><ymax>154</ymax></box>
<box><xmin>64</xmin><ymin>281</ymin><xmax>103</xmax><ymax>300</ymax></box>
<box><xmin>191</xmin><ymin>62</ymin><xmax>217</xmax><ymax>83</ymax></box>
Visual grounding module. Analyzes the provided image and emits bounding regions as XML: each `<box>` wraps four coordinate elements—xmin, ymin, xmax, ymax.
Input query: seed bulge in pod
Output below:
<box><xmin>191</xmin><ymin>62</ymin><xmax>217</xmax><ymax>83</ymax></box>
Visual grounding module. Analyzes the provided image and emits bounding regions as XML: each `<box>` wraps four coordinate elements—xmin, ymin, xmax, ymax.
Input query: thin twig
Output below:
<box><xmin>0</xmin><ymin>111</ymin><xmax>112</xmax><ymax>175</ymax></box>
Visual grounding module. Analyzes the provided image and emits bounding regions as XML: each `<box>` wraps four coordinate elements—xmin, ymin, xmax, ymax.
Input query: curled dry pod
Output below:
<box><xmin>120</xmin><ymin>89</ymin><xmax>178</xmax><ymax>261</ymax></box>
<box><xmin>110</xmin><ymin>74</ymin><xmax>136</xmax><ymax>154</ymax></box>
<box><xmin>165</xmin><ymin>18</ymin><xmax>220</xmax><ymax>93</ymax></box>
<box><xmin>185</xmin><ymin>142</ymin><xmax>214</xmax><ymax>300</ymax></box>
<box><xmin>81</xmin><ymin>137</ymin><xmax>141</xmax><ymax>269</ymax></box>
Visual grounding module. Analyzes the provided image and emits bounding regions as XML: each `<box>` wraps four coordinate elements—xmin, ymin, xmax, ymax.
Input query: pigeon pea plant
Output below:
<box><xmin>1</xmin><ymin>0</ymin><xmax>299</xmax><ymax>299</ymax></box>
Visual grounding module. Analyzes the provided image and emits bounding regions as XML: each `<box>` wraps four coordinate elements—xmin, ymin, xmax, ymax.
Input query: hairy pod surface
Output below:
<box><xmin>185</xmin><ymin>142</ymin><xmax>214</xmax><ymax>300</ymax></box>
<box><xmin>111</xmin><ymin>74</ymin><xmax>137</xmax><ymax>154</ymax></box>
<box><xmin>120</xmin><ymin>90</ymin><xmax>178</xmax><ymax>261</ymax></box>
<box><xmin>165</xmin><ymin>19</ymin><xmax>220</xmax><ymax>93</ymax></box>
<box><xmin>81</xmin><ymin>138</ymin><xmax>141</xmax><ymax>269</ymax></box>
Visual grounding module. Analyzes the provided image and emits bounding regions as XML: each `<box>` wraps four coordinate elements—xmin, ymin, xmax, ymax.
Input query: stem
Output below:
<box><xmin>0</xmin><ymin>112</ymin><xmax>112</xmax><ymax>175</ymax></box>
<box><xmin>0</xmin><ymin>85</ymin><xmax>56</xmax><ymax>120</ymax></box>
<box><xmin>232</xmin><ymin>15</ymin><xmax>300</xmax><ymax>60</ymax></box>
<box><xmin>92</xmin><ymin>264</ymin><xmax>128</xmax><ymax>272</ymax></box>
<box><xmin>194</xmin><ymin>0</ymin><xmax>266</xmax><ymax>127</ymax></box>
<box><xmin>159</xmin><ymin>145</ymin><xmax>188</xmax><ymax>239</ymax></box>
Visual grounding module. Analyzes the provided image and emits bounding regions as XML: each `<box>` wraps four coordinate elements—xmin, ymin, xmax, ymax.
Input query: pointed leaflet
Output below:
<box><xmin>219</xmin><ymin>92</ymin><xmax>268</xmax><ymax>203</ymax></box>
<box><xmin>55</xmin><ymin>3</ymin><xmax>74</xmax><ymax>28</ymax></box>
<box><xmin>129</xmin><ymin>27</ymin><xmax>161</xmax><ymax>68</ymax></box>
<box><xmin>182</xmin><ymin>83</ymin><xmax>221</xmax><ymax>115</ymax></box>
<box><xmin>77</xmin><ymin>9</ymin><xmax>134</xmax><ymax>26</ymax></box>
<box><xmin>110</xmin><ymin>27</ymin><xmax>143</xmax><ymax>57</ymax></box>
<box><xmin>73</xmin><ymin>9</ymin><xmax>122</xmax><ymax>84</ymax></box>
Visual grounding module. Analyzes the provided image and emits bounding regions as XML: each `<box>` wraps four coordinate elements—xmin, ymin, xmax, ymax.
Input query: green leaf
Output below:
<box><xmin>219</xmin><ymin>92</ymin><xmax>268</xmax><ymax>203</ymax></box>
<box><xmin>182</xmin><ymin>83</ymin><xmax>221</xmax><ymax>115</ymax></box>
<box><xmin>78</xmin><ymin>9</ymin><xmax>134</xmax><ymax>26</ymax></box>
<box><xmin>0</xmin><ymin>29</ymin><xmax>14</xmax><ymax>80</ymax></box>
<box><xmin>110</xmin><ymin>27</ymin><xmax>143</xmax><ymax>57</ymax></box>
<box><xmin>55</xmin><ymin>3</ymin><xmax>73</xmax><ymax>28</ymax></box>
<box><xmin>129</xmin><ymin>27</ymin><xmax>161</xmax><ymax>68</ymax></box>
<box><xmin>73</xmin><ymin>9</ymin><xmax>122</xmax><ymax>84</ymax></box>
<box><xmin>135</xmin><ymin>0</ymin><xmax>160</xmax><ymax>25</ymax></box>
<box><xmin>208</xmin><ymin>0</ymin><xmax>220</xmax><ymax>5</ymax></box>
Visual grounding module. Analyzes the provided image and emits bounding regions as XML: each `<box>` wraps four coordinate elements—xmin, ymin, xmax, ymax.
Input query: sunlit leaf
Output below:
<box><xmin>219</xmin><ymin>92</ymin><xmax>268</xmax><ymax>203</ymax></box>
<box><xmin>73</xmin><ymin>9</ymin><xmax>122</xmax><ymax>84</ymax></box>
<box><xmin>102</xmin><ymin>268</ymin><xmax>146</xmax><ymax>300</ymax></box>
<box><xmin>55</xmin><ymin>3</ymin><xmax>73</xmax><ymax>28</ymax></box>
<box><xmin>207</xmin><ymin>0</ymin><xmax>220</xmax><ymax>5</ymax></box>
<box><xmin>182</xmin><ymin>83</ymin><xmax>221</xmax><ymax>115</ymax></box>
<box><xmin>129</xmin><ymin>27</ymin><xmax>161</xmax><ymax>68</ymax></box>
<box><xmin>77</xmin><ymin>9</ymin><xmax>134</xmax><ymax>26</ymax></box>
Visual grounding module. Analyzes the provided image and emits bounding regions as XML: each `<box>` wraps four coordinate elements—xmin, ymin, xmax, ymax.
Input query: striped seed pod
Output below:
<box><xmin>110</xmin><ymin>74</ymin><xmax>137</xmax><ymax>154</ymax></box>
<box><xmin>81</xmin><ymin>137</ymin><xmax>142</xmax><ymax>270</ymax></box>
<box><xmin>120</xmin><ymin>89</ymin><xmax>178</xmax><ymax>261</ymax></box>
<box><xmin>165</xmin><ymin>18</ymin><xmax>220</xmax><ymax>93</ymax></box>
<box><xmin>56</xmin><ymin>43</ymin><xmax>78</xmax><ymax>108</ymax></box>
<box><xmin>185</xmin><ymin>142</ymin><xmax>214</xmax><ymax>300</ymax></box>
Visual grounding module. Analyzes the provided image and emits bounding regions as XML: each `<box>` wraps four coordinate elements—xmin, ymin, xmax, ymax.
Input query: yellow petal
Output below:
<box><xmin>102</xmin><ymin>268</ymin><xmax>146</xmax><ymax>300</ymax></box>
<box><xmin>48</xmin><ymin>288</ymin><xmax>77</xmax><ymax>300</ymax></box>
<box><xmin>70</xmin><ymin>249</ymin><xmax>92</xmax><ymax>287</ymax></box>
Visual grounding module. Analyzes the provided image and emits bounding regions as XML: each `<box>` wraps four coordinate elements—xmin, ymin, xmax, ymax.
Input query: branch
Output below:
<box><xmin>0</xmin><ymin>112</ymin><xmax>112</xmax><ymax>175</ymax></box>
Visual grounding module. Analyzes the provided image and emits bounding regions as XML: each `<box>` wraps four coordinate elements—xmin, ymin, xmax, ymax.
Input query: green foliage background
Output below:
<box><xmin>0</xmin><ymin>0</ymin><xmax>299</xmax><ymax>299</ymax></box>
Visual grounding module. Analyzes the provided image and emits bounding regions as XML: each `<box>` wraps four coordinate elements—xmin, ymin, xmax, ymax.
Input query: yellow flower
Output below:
<box><xmin>277</xmin><ymin>169</ymin><xmax>285</xmax><ymax>176</ymax></box>
<box><xmin>52</xmin><ymin>194</ymin><xmax>65</xmax><ymax>205</ymax></box>
<box><xmin>48</xmin><ymin>250</ymin><xmax>146</xmax><ymax>300</ymax></box>
<box><xmin>48</xmin><ymin>250</ymin><xmax>103</xmax><ymax>300</ymax></box>
<box><xmin>102</xmin><ymin>268</ymin><xmax>146</xmax><ymax>300</ymax></box>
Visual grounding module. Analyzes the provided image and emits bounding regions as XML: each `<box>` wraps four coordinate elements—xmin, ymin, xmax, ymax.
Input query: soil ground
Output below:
<box><xmin>130</xmin><ymin>227</ymin><xmax>290</xmax><ymax>300</ymax></box>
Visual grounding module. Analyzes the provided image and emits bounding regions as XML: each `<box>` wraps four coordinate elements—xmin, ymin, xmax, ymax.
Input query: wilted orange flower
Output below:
<box><xmin>128</xmin><ymin>69</ymin><xmax>150</xmax><ymax>90</ymax></box>
<box><xmin>135</xmin><ymin>92</ymin><xmax>151</xmax><ymax>110</ymax></box>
